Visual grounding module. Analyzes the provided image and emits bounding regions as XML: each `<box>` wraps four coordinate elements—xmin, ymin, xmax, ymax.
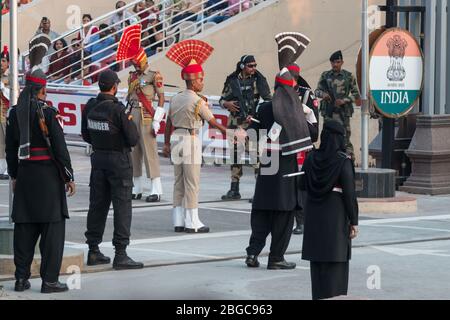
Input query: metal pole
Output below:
<box><xmin>423</xmin><ymin>0</ymin><xmax>436</xmax><ymax>116</ymax></box>
<box><xmin>381</xmin><ymin>0</ymin><xmax>397</xmax><ymax>170</ymax></box>
<box><xmin>361</xmin><ymin>0</ymin><xmax>369</xmax><ymax>170</ymax></box>
<box><xmin>435</xmin><ymin>0</ymin><xmax>446</xmax><ymax>115</ymax></box>
<box><xmin>9</xmin><ymin>0</ymin><xmax>19</xmax><ymax>223</ymax></box>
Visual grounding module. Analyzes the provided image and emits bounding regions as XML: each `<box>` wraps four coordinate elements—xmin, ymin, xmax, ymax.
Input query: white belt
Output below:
<box><xmin>332</xmin><ymin>187</ymin><xmax>343</xmax><ymax>193</ymax></box>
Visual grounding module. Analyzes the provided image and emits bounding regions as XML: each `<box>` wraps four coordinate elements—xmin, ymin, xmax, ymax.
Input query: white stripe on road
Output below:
<box><xmin>200</xmin><ymin>206</ymin><xmax>251</xmax><ymax>214</ymax></box>
<box><xmin>367</xmin><ymin>224</ymin><xmax>450</xmax><ymax>233</ymax></box>
<box><xmin>126</xmin><ymin>247</ymin><xmax>225</xmax><ymax>260</ymax></box>
<box><xmin>65</xmin><ymin>230</ymin><xmax>252</xmax><ymax>249</ymax></box>
<box><xmin>360</xmin><ymin>214</ymin><xmax>450</xmax><ymax>225</ymax></box>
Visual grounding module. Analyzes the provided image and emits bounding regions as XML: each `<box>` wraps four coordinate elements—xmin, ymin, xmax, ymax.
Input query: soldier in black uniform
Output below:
<box><xmin>5</xmin><ymin>68</ymin><xmax>76</xmax><ymax>294</ymax></box>
<box><xmin>287</xmin><ymin>62</ymin><xmax>320</xmax><ymax>235</ymax></box>
<box><xmin>81</xmin><ymin>70</ymin><xmax>143</xmax><ymax>270</ymax></box>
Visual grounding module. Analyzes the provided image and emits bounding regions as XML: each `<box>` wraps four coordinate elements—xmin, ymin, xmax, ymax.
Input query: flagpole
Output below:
<box><xmin>9</xmin><ymin>0</ymin><xmax>19</xmax><ymax>223</ymax></box>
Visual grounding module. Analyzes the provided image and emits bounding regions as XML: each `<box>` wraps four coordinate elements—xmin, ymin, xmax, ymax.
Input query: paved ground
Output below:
<box><xmin>1</xmin><ymin>146</ymin><xmax>450</xmax><ymax>300</ymax></box>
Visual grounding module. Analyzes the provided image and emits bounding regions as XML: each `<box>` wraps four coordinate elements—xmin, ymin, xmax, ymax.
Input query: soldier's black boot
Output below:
<box><xmin>221</xmin><ymin>182</ymin><xmax>241</xmax><ymax>201</ymax></box>
<box><xmin>146</xmin><ymin>194</ymin><xmax>161</xmax><ymax>203</ymax></box>
<box><xmin>41</xmin><ymin>281</ymin><xmax>69</xmax><ymax>294</ymax></box>
<box><xmin>113</xmin><ymin>247</ymin><xmax>144</xmax><ymax>270</ymax></box>
<box><xmin>87</xmin><ymin>245</ymin><xmax>111</xmax><ymax>266</ymax></box>
<box><xmin>14</xmin><ymin>279</ymin><xmax>31</xmax><ymax>292</ymax></box>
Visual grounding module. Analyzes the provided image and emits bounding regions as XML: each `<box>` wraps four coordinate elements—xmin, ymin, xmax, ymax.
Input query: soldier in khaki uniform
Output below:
<box><xmin>117</xmin><ymin>24</ymin><xmax>166</xmax><ymax>202</ymax></box>
<box><xmin>315</xmin><ymin>51</ymin><xmax>360</xmax><ymax>161</ymax></box>
<box><xmin>164</xmin><ymin>40</ymin><xmax>229</xmax><ymax>233</ymax></box>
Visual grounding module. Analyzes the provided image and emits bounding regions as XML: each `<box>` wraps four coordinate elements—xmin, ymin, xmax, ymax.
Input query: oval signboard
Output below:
<box><xmin>369</xmin><ymin>28</ymin><xmax>424</xmax><ymax>118</ymax></box>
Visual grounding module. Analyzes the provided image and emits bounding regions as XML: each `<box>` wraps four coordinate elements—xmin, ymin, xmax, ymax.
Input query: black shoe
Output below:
<box><xmin>41</xmin><ymin>281</ymin><xmax>69</xmax><ymax>294</ymax></box>
<box><xmin>87</xmin><ymin>250</ymin><xmax>111</xmax><ymax>266</ymax></box>
<box><xmin>267</xmin><ymin>260</ymin><xmax>296</xmax><ymax>270</ymax></box>
<box><xmin>221</xmin><ymin>182</ymin><xmax>241</xmax><ymax>201</ymax></box>
<box><xmin>132</xmin><ymin>193</ymin><xmax>142</xmax><ymax>200</ymax></box>
<box><xmin>245</xmin><ymin>255</ymin><xmax>260</xmax><ymax>268</ymax></box>
<box><xmin>14</xmin><ymin>279</ymin><xmax>31</xmax><ymax>292</ymax></box>
<box><xmin>292</xmin><ymin>225</ymin><xmax>304</xmax><ymax>235</ymax></box>
<box><xmin>185</xmin><ymin>226</ymin><xmax>210</xmax><ymax>233</ymax></box>
<box><xmin>0</xmin><ymin>174</ymin><xmax>9</xmax><ymax>180</ymax></box>
<box><xmin>174</xmin><ymin>226</ymin><xmax>185</xmax><ymax>233</ymax></box>
<box><xmin>113</xmin><ymin>254</ymin><xmax>144</xmax><ymax>270</ymax></box>
<box><xmin>248</xmin><ymin>197</ymin><xmax>253</xmax><ymax>204</ymax></box>
<box><xmin>146</xmin><ymin>194</ymin><xmax>161</xmax><ymax>203</ymax></box>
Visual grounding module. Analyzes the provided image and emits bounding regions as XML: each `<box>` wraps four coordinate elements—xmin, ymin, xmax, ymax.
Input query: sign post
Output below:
<box><xmin>369</xmin><ymin>28</ymin><xmax>424</xmax><ymax>118</ymax></box>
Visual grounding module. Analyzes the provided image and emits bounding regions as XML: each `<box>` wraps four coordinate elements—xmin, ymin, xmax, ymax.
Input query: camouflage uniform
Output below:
<box><xmin>219</xmin><ymin>72</ymin><xmax>271</xmax><ymax>183</ymax></box>
<box><xmin>315</xmin><ymin>69</ymin><xmax>360</xmax><ymax>160</ymax></box>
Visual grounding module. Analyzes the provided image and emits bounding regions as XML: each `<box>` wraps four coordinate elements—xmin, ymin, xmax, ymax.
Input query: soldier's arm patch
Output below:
<box><xmin>155</xmin><ymin>72</ymin><xmax>163</xmax><ymax>88</ymax></box>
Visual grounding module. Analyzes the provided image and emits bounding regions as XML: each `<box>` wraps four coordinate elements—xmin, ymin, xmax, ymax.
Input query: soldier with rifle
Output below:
<box><xmin>315</xmin><ymin>51</ymin><xmax>360</xmax><ymax>161</ymax></box>
<box><xmin>219</xmin><ymin>55</ymin><xmax>271</xmax><ymax>201</ymax></box>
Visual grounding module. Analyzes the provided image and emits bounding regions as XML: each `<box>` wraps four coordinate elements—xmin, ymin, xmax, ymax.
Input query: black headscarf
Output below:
<box><xmin>303</xmin><ymin>120</ymin><xmax>348</xmax><ymax>200</ymax></box>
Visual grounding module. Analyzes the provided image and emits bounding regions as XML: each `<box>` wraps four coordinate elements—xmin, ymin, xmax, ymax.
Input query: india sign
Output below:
<box><xmin>369</xmin><ymin>28</ymin><xmax>423</xmax><ymax>118</ymax></box>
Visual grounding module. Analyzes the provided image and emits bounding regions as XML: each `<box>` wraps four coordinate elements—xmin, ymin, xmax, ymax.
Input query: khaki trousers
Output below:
<box><xmin>171</xmin><ymin>132</ymin><xmax>202</xmax><ymax>209</ymax></box>
<box><xmin>130</xmin><ymin>107</ymin><xmax>161</xmax><ymax>178</ymax></box>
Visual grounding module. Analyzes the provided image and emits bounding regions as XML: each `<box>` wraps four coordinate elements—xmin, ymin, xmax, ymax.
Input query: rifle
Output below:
<box><xmin>319</xmin><ymin>78</ymin><xmax>345</xmax><ymax>122</ymax></box>
<box><xmin>36</xmin><ymin>103</ymin><xmax>67</xmax><ymax>183</ymax></box>
<box><xmin>234</xmin><ymin>78</ymin><xmax>260</xmax><ymax>124</ymax></box>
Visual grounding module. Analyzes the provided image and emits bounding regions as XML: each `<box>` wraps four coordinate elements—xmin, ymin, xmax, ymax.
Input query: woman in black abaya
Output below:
<box><xmin>301</xmin><ymin>120</ymin><xmax>359</xmax><ymax>300</ymax></box>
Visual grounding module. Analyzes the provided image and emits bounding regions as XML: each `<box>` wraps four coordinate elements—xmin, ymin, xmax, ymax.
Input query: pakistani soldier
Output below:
<box><xmin>286</xmin><ymin>62</ymin><xmax>319</xmax><ymax>235</ymax></box>
<box><xmin>220</xmin><ymin>55</ymin><xmax>271</xmax><ymax>201</ymax></box>
<box><xmin>164</xmin><ymin>40</ymin><xmax>229</xmax><ymax>233</ymax></box>
<box><xmin>315</xmin><ymin>50</ymin><xmax>360</xmax><ymax>161</ymax></box>
<box><xmin>81</xmin><ymin>69</ymin><xmax>143</xmax><ymax>270</ymax></box>
<box><xmin>5</xmin><ymin>34</ymin><xmax>75</xmax><ymax>293</ymax></box>
<box><xmin>117</xmin><ymin>24</ymin><xmax>165</xmax><ymax>202</ymax></box>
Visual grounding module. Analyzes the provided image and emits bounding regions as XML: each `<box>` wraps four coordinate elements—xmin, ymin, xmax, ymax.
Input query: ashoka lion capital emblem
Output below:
<box><xmin>386</xmin><ymin>34</ymin><xmax>408</xmax><ymax>81</ymax></box>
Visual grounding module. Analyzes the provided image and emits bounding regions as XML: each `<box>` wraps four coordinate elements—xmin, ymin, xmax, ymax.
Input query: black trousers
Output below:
<box><xmin>246</xmin><ymin>210</ymin><xmax>295</xmax><ymax>262</ymax></box>
<box><xmin>294</xmin><ymin>209</ymin><xmax>304</xmax><ymax>227</ymax></box>
<box><xmin>14</xmin><ymin>220</ymin><xmax>65</xmax><ymax>282</ymax></box>
<box><xmin>310</xmin><ymin>261</ymin><xmax>349</xmax><ymax>300</ymax></box>
<box><xmin>85</xmin><ymin>164</ymin><xmax>133</xmax><ymax>249</ymax></box>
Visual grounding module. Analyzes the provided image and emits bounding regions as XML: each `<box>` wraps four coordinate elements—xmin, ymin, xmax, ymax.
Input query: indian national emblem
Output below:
<box><xmin>386</xmin><ymin>34</ymin><xmax>408</xmax><ymax>82</ymax></box>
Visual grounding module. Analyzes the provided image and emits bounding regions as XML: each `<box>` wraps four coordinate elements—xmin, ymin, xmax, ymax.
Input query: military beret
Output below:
<box><xmin>329</xmin><ymin>50</ymin><xmax>343</xmax><ymax>62</ymax></box>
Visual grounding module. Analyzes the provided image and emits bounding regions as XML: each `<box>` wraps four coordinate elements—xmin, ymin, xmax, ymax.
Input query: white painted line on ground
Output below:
<box><xmin>360</xmin><ymin>214</ymin><xmax>450</xmax><ymax>225</ymax></box>
<box><xmin>200</xmin><ymin>206</ymin><xmax>251</xmax><ymax>214</ymax></box>
<box><xmin>64</xmin><ymin>230</ymin><xmax>252</xmax><ymax>249</ymax></box>
<box><xmin>126</xmin><ymin>247</ymin><xmax>225</xmax><ymax>259</ymax></box>
<box><xmin>0</xmin><ymin>204</ymin><xmax>9</xmax><ymax>208</ymax></box>
<box><xmin>368</xmin><ymin>224</ymin><xmax>450</xmax><ymax>233</ymax></box>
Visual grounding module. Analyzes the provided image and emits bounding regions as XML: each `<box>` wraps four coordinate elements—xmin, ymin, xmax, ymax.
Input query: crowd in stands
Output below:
<box><xmin>2</xmin><ymin>0</ymin><xmax>266</xmax><ymax>86</ymax></box>
<box><xmin>2</xmin><ymin>0</ymin><xmax>35</xmax><ymax>15</ymax></box>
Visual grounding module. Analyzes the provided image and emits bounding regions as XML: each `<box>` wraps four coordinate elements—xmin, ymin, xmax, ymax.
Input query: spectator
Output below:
<box><xmin>47</xmin><ymin>38</ymin><xmax>71</xmax><ymax>82</ymax></box>
<box><xmin>35</xmin><ymin>17</ymin><xmax>61</xmax><ymax>54</ymax></box>
<box><xmin>86</xmin><ymin>24</ymin><xmax>117</xmax><ymax>70</ymax></box>
<box><xmin>77</xmin><ymin>14</ymin><xmax>99</xmax><ymax>46</ymax></box>
<box><xmin>1</xmin><ymin>46</ymin><xmax>9</xmax><ymax>87</ymax></box>
<box><xmin>110</xmin><ymin>1</ymin><xmax>139</xmax><ymax>31</ymax></box>
<box><xmin>133</xmin><ymin>1</ymin><xmax>150</xmax><ymax>30</ymax></box>
<box><xmin>142</xmin><ymin>13</ymin><xmax>164</xmax><ymax>56</ymax></box>
<box><xmin>206</xmin><ymin>0</ymin><xmax>230</xmax><ymax>23</ymax></box>
<box><xmin>172</xmin><ymin>0</ymin><xmax>203</xmax><ymax>25</ymax></box>
<box><xmin>227</xmin><ymin>0</ymin><xmax>250</xmax><ymax>16</ymax></box>
<box><xmin>64</xmin><ymin>38</ymin><xmax>83</xmax><ymax>84</ymax></box>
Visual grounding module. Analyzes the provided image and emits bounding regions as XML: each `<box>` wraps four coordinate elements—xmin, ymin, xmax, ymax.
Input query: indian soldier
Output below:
<box><xmin>286</xmin><ymin>62</ymin><xmax>319</xmax><ymax>235</ymax></box>
<box><xmin>5</xmin><ymin>34</ymin><xmax>75</xmax><ymax>293</ymax></box>
<box><xmin>117</xmin><ymin>24</ymin><xmax>165</xmax><ymax>202</ymax></box>
<box><xmin>164</xmin><ymin>40</ymin><xmax>229</xmax><ymax>233</ymax></box>
<box><xmin>219</xmin><ymin>54</ymin><xmax>271</xmax><ymax>201</ymax></box>
<box><xmin>315</xmin><ymin>50</ymin><xmax>360</xmax><ymax>161</ymax></box>
<box><xmin>301</xmin><ymin>120</ymin><xmax>359</xmax><ymax>300</ymax></box>
<box><xmin>81</xmin><ymin>69</ymin><xmax>143</xmax><ymax>270</ymax></box>
<box><xmin>245</xmin><ymin>32</ymin><xmax>313</xmax><ymax>270</ymax></box>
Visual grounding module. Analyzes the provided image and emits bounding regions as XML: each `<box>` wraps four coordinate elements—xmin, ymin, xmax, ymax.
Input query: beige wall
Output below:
<box><xmin>1</xmin><ymin>0</ymin><xmax>136</xmax><ymax>51</ymax></box>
